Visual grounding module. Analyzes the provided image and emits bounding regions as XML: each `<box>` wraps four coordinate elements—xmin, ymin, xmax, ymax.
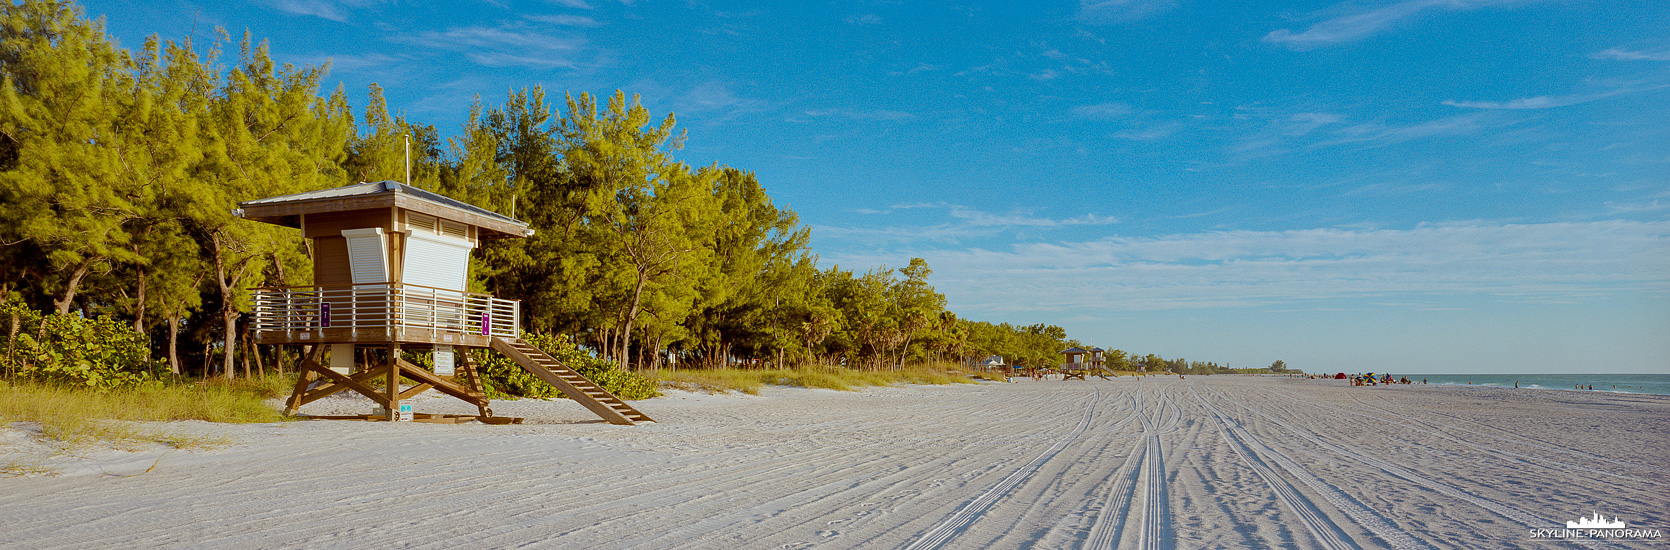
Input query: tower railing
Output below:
<box><xmin>249</xmin><ymin>283</ymin><xmax>519</xmax><ymax>342</ymax></box>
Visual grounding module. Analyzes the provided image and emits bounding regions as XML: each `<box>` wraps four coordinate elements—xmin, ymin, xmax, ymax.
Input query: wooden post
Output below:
<box><xmin>386</xmin><ymin>344</ymin><xmax>401</xmax><ymax>420</ymax></box>
<box><xmin>284</xmin><ymin>347</ymin><xmax>323</xmax><ymax>416</ymax></box>
<box><xmin>458</xmin><ymin>349</ymin><xmax>491</xmax><ymax>418</ymax></box>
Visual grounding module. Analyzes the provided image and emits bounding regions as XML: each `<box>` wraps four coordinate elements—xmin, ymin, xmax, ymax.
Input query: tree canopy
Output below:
<box><xmin>0</xmin><ymin>1</ymin><xmax>1279</xmax><ymax>382</ymax></box>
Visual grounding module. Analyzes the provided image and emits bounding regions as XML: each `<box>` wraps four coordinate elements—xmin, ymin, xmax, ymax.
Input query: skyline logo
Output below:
<box><xmin>1530</xmin><ymin>511</ymin><xmax>1661</xmax><ymax>541</ymax></box>
<box><xmin>1567</xmin><ymin>511</ymin><xmax>1625</xmax><ymax>529</ymax></box>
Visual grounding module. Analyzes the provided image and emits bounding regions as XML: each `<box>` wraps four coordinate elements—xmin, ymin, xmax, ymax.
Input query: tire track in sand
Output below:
<box><xmin>1193</xmin><ymin>385</ymin><xmax>1433</xmax><ymax>550</ymax></box>
<box><xmin>902</xmin><ymin>386</ymin><xmax>1104</xmax><ymax>550</ymax></box>
<box><xmin>1207</xmin><ymin>386</ymin><xmax>1633</xmax><ymax>550</ymax></box>
<box><xmin>1080</xmin><ymin>389</ymin><xmax>1147</xmax><ymax>550</ymax></box>
<box><xmin>1136</xmin><ymin>380</ymin><xmax>1177</xmax><ymax>550</ymax></box>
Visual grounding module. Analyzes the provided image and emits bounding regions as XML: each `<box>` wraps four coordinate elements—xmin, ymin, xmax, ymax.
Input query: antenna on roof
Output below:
<box><xmin>404</xmin><ymin>134</ymin><xmax>411</xmax><ymax>186</ymax></box>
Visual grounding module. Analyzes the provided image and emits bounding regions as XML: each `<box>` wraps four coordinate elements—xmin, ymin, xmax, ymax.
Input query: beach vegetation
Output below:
<box><xmin>0</xmin><ymin>376</ymin><xmax>281</xmax><ymax>458</ymax></box>
<box><xmin>653</xmin><ymin>365</ymin><xmax>978</xmax><ymax>395</ymax></box>
<box><xmin>0</xmin><ymin>0</ymin><xmax>1214</xmax><ymax>403</ymax></box>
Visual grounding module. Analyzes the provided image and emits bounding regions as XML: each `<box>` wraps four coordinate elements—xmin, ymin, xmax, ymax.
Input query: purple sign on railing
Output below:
<box><xmin>480</xmin><ymin>313</ymin><xmax>491</xmax><ymax>335</ymax></box>
<box><xmin>321</xmin><ymin>302</ymin><xmax>331</xmax><ymax>328</ymax></box>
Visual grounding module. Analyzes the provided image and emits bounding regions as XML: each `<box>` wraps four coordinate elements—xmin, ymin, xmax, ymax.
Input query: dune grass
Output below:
<box><xmin>0</xmin><ymin>376</ymin><xmax>289</xmax><ymax>465</ymax></box>
<box><xmin>652</xmin><ymin>365</ymin><xmax>980</xmax><ymax>394</ymax></box>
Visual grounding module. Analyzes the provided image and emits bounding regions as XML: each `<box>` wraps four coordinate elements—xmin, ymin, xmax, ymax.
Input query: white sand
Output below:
<box><xmin>2</xmin><ymin>376</ymin><xmax>1666</xmax><ymax>549</ymax></box>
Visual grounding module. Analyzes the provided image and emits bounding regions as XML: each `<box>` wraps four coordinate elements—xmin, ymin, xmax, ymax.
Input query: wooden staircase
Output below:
<box><xmin>490</xmin><ymin>337</ymin><xmax>654</xmax><ymax>426</ymax></box>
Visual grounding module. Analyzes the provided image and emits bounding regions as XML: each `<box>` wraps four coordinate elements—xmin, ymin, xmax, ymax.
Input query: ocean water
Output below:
<box><xmin>1408</xmin><ymin>373</ymin><xmax>1670</xmax><ymax>396</ymax></box>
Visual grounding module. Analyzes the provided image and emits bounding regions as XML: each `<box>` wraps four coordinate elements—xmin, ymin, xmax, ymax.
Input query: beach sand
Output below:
<box><xmin>2</xmin><ymin>376</ymin><xmax>1666</xmax><ymax>549</ymax></box>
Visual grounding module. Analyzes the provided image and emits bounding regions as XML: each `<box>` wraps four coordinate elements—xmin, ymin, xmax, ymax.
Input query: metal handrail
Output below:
<box><xmin>250</xmin><ymin>283</ymin><xmax>519</xmax><ymax>339</ymax></box>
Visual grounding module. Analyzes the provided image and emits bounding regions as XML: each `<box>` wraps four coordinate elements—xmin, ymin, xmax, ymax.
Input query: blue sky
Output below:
<box><xmin>84</xmin><ymin>0</ymin><xmax>1669</xmax><ymax>374</ymax></box>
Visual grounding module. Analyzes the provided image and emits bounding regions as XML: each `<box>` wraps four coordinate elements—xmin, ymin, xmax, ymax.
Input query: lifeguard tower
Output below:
<box><xmin>237</xmin><ymin>181</ymin><xmax>652</xmax><ymax>425</ymax></box>
<box><xmin>1060</xmin><ymin>346</ymin><xmax>1110</xmax><ymax>381</ymax></box>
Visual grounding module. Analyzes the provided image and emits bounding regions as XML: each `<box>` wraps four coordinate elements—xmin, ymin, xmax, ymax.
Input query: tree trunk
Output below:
<box><xmin>52</xmin><ymin>257</ymin><xmax>94</xmax><ymax>316</ymax></box>
<box><xmin>167</xmin><ymin>312</ymin><xmax>181</xmax><ymax>375</ymax></box>
<box><xmin>133</xmin><ymin>260</ymin><xmax>147</xmax><ymax>333</ymax></box>
<box><xmin>617</xmin><ymin>268</ymin><xmax>649</xmax><ymax>370</ymax></box>
<box><xmin>240</xmin><ymin>320</ymin><xmax>253</xmax><ymax>379</ymax></box>
<box><xmin>211</xmin><ymin>232</ymin><xmax>251</xmax><ymax>380</ymax></box>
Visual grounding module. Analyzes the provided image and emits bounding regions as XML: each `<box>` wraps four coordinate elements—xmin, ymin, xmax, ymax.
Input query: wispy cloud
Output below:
<box><xmin>1264</xmin><ymin>0</ymin><xmax>1529</xmax><ymax>50</ymax></box>
<box><xmin>844</xmin><ymin>14</ymin><xmax>882</xmax><ymax>26</ymax></box>
<box><xmin>1594</xmin><ymin>47</ymin><xmax>1670</xmax><ymax>62</ymax></box>
<box><xmin>528</xmin><ymin>14</ymin><xmax>602</xmax><ymax>27</ymax></box>
<box><xmin>802</xmin><ymin>109</ymin><xmax>914</xmax><ymax>122</ymax></box>
<box><xmin>1443</xmin><ymin>82</ymin><xmax>1670</xmax><ymax>110</ymax></box>
<box><xmin>1320</xmin><ymin>114</ymin><xmax>1484</xmax><ymax>147</ymax></box>
<box><xmin>1071</xmin><ymin>102</ymin><xmax>1132</xmax><ymax>119</ymax></box>
<box><xmin>822</xmin><ymin>203</ymin><xmax>1118</xmax><ymax>245</ymax></box>
<box><xmin>676</xmin><ymin>81</ymin><xmax>769</xmax><ymax>117</ymax></box>
<box><xmin>833</xmin><ymin>220</ymin><xmax>1670</xmax><ymax>312</ymax></box>
<box><xmin>269</xmin><ymin>0</ymin><xmax>349</xmax><ymax>22</ymax></box>
<box><xmin>396</xmin><ymin>25</ymin><xmax>589</xmax><ymax>68</ymax></box>
<box><xmin>1441</xmin><ymin>96</ymin><xmax>1570</xmax><ymax>110</ymax></box>
<box><xmin>1113</xmin><ymin>121</ymin><xmax>1181</xmax><ymax>141</ymax></box>
<box><xmin>318</xmin><ymin>53</ymin><xmax>399</xmax><ymax>73</ymax></box>
<box><xmin>1076</xmin><ymin>0</ymin><xmax>1178</xmax><ymax>23</ymax></box>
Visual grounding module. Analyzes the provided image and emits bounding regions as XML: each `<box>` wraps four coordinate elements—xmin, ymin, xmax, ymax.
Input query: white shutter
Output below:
<box><xmin>407</xmin><ymin>213</ymin><xmax>437</xmax><ymax>234</ymax></box>
<box><xmin>339</xmin><ymin>228</ymin><xmax>388</xmax><ymax>285</ymax></box>
<box><xmin>439</xmin><ymin>219</ymin><xmax>468</xmax><ymax>240</ymax></box>
<box><xmin>403</xmin><ymin>231</ymin><xmax>474</xmax><ymax>291</ymax></box>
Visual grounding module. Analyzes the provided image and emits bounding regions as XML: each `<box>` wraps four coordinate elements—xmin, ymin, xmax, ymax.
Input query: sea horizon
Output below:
<box><xmin>1337</xmin><ymin>373</ymin><xmax>1670</xmax><ymax>397</ymax></box>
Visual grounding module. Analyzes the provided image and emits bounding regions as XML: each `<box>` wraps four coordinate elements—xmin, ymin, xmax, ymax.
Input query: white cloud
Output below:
<box><xmin>528</xmin><ymin>14</ymin><xmax>602</xmax><ymax>27</ymax></box>
<box><xmin>396</xmin><ymin>25</ymin><xmax>589</xmax><ymax>68</ymax></box>
<box><xmin>1444</xmin><ymin>83</ymin><xmax>1670</xmax><ymax>110</ymax></box>
<box><xmin>802</xmin><ymin>109</ymin><xmax>914</xmax><ymax>122</ymax></box>
<box><xmin>1320</xmin><ymin>114</ymin><xmax>1483</xmax><ymax>147</ymax></box>
<box><xmin>267</xmin><ymin>0</ymin><xmax>388</xmax><ymax>22</ymax></box>
<box><xmin>831</xmin><ymin>220</ymin><xmax>1670</xmax><ymax>312</ymax></box>
<box><xmin>820</xmin><ymin>204</ymin><xmax>1118</xmax><ymax>246</ymax></box>
<box><xmin>1071</xmin><ymin>102</ymin><xmax>1132</xmax><ymax>119</ymax></box>
<box><xmin>677</xmin><ymin>81</ymin><xmax>769</xmax><ymax>116</ymax></box>
<box><xmin>1077</xmin><ymin>0</ymin><xmax>1177</xmax><ymax>23</ymax></box>
<box><xmin>1113</xmin><ymin>121</ymin><xmax>1181</xmax><ymax>141</ymax></box>
<box><xmin>319</xmin><ymin>53</ymin><xmax>399</xmax><ymax>72</ymax></box>
<box><xmin>1594</xmin><ymin>47</ymin><xmax>1670</xmax><ymax>62</ymax></box>
<box><xmin>269</xmin><ymin>0</ymin><xmax>348</xmax><ymax>22</ymax></box>
<box><xmin>1029</xmin><ymin>69</ymin><xmax>1059</xmax><ymax>81</ymax></box>
<box><xmin>546</xmin><ymin>0</ymin><xmax>594</xmax><ymax>8</ymax></box>
<box><xmin>845</xmin><ymin>14</ymin><xmax>882</xmax><ymax>26</ymax></box>
<box><xmin>1442</xmin><ymin>96</ymin><xmax>1565</xmax><ymax>110</ymax></box>
<box><xmin>1264</xmin><ymin>0</ymin><xmax>1528</xmax><ymax>50</ymax></box>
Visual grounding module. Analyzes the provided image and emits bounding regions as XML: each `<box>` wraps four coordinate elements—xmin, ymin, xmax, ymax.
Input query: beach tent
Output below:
<box><xmin>1334</xmin><ymin>372</ymin><xmax>1347</xmax><ymax>379</ymax></box>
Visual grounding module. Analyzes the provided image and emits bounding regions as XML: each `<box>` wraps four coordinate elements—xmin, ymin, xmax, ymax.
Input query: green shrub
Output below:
<box><xmin>2</xmin><ymin>303</ymin><xmax>165</xmax><ymax>390</ymax></box>
<box><xmin>474</xmin><ymin>333</ymin><xmax>659</xmax><ymax>400</ymax></box>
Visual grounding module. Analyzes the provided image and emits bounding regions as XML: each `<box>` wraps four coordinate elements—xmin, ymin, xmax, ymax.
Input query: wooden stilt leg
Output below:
<box><xmin>283</xmin><ymin>348</ymin><xmax>323</xmax><ymax>416</ymax></box>
<box><xmin>457</xmin><ymin>349</ymin><xmax>492</xmax><ymax>418</ymax></box>
<box><xmin>386</xmin><ymin>345</ymin><xmax>402</xmax><ymax>421</ymax></box>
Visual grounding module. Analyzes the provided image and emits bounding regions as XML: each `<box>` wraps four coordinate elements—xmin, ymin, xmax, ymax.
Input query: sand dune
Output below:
<box><xmin>2</xmin><ymin>376</ymin><xmax>1666</xmax><ymax>549</ymax></box>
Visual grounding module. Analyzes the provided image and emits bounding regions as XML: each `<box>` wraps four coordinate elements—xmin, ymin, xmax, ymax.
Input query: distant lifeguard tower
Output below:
<box><xmin>1059</xmin><ymin>346</ymin><xmax>1109</xmax><ymax>381</ymax></box>
<box><xmin>237</xmin><ymin>181</ymin><xmax>652</xmax><ymax>425</ymax></box>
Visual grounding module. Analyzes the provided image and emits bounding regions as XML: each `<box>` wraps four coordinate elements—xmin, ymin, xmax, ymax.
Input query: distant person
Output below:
<box><xmin>1422</xmin><ymin>378</ymin><xmax>1427</xmax><ymax>384</ymax></box>
<box><xmin>1514</xmin><ymin>381</ymin><xmax>1518</xmax><ymax>388</ymax></box>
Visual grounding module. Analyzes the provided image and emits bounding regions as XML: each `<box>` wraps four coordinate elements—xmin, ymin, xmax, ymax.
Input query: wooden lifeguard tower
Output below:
<box><xmin>1060</xmin><ymin>346</ymin><xmax>1110</xmax><ymax>381</ymax></box>
<box><xmin>237</xmin><ymin>181</ymin><xmax>653</xmax><ymax>425</ymax></box>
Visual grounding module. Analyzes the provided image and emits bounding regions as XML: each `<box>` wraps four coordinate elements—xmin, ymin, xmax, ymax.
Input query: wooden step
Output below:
<box><xmin>490</xmin><ymin>337</ymin><xmax>655</xmax><ymax>426</ymax></box>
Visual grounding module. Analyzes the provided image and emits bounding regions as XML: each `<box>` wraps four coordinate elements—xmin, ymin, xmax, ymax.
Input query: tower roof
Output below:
<box><xmin>236</xmin><ymin>181</ymin><xmax>533</xmax><ymax>239</ymax></box>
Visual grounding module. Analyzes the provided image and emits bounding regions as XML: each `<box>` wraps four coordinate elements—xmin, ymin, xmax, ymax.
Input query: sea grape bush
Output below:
<box><xmin>2</xmin><ymin>302</ymin><xmax>165</xmax><ymax>390</ymax></box>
